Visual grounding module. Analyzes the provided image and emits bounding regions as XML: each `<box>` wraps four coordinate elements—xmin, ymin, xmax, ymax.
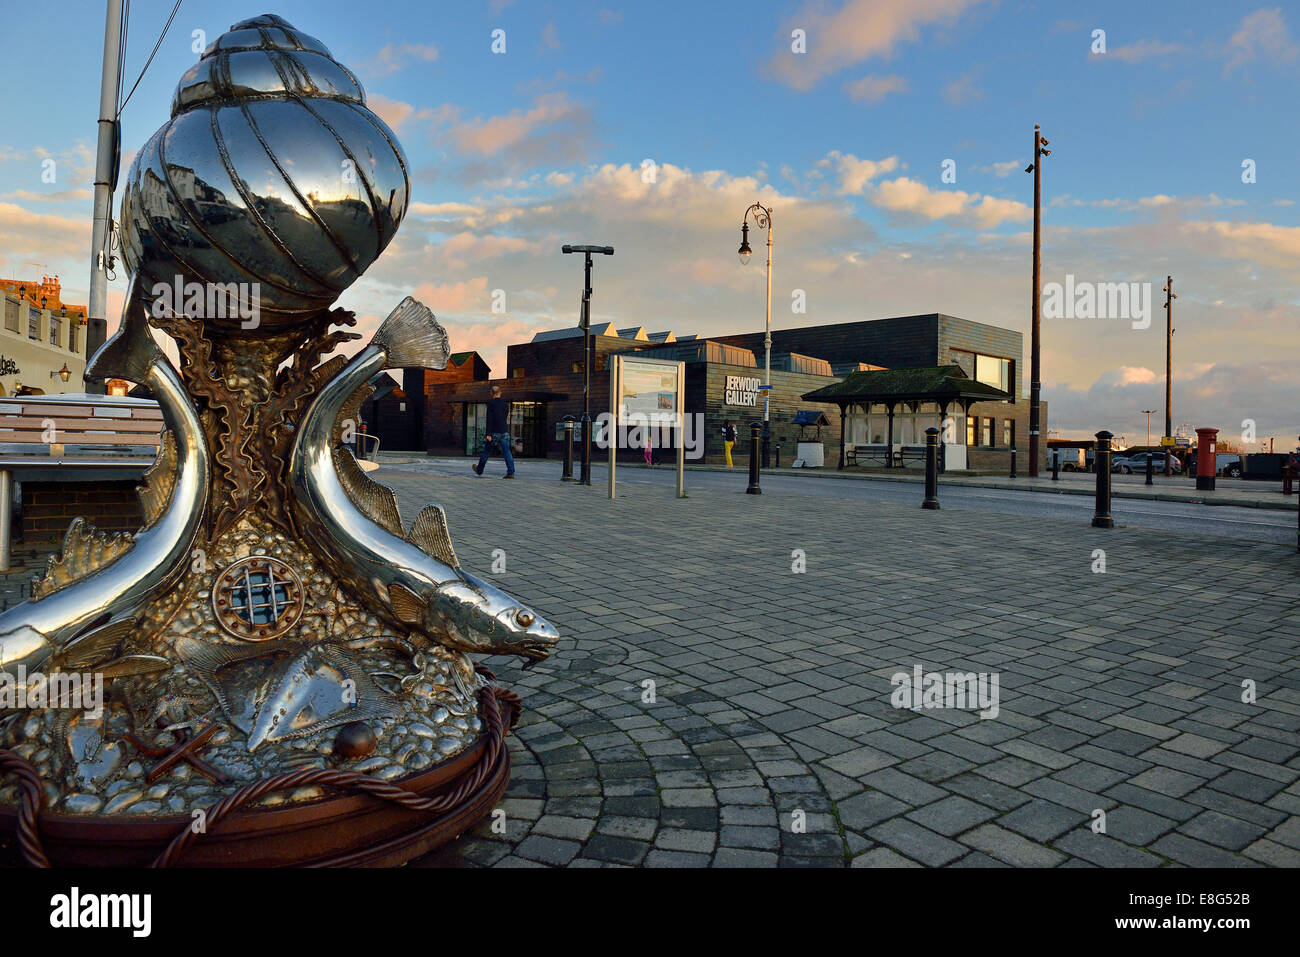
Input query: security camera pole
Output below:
<box><xmin>1025</xmin><ymin>125</ymin><xmax>1051</xmax><ymax>477</ymax></box>
<box><xmin>562</xmin><ymin>244</ymin><xmax>614</xmax><ymax>485</ymax></box>
<box><xmin>1163</xmin><ymin>276</ymin><xmax>1176</xmax><ymax>475</ymax></box>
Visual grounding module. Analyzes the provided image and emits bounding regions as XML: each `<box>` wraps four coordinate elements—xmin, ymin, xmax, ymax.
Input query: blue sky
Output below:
<box><xmin>2</xmin><ymin>0</ymin><xmax>1297</xmax><ymax>444</ymax></box>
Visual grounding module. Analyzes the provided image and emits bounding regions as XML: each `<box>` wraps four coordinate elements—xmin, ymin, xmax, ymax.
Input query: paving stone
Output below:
<box><xmin>867</xmin><ymin>819</ymin><xmax>967</xmax><ymax>866</ymax></box>
<box><xmin>644</xmin><ymin>849</ymin><xmax>713</xmax><ymax>868</ymax></box>
<box><xmin>720</xmin><ymin>825</ymin><xmax>782</xmax><ymax>850</ymax></box>
<box><xmin>582</xmin><ymin>835</ymin><xmax>650</xmax><ymax>865</ymax></box>
<box><xmin>1149</xmin><ymin>833</ymin><xmax>1260</xmax><ymax>868</ymax></box>
<box><xmin>654</xmin><ymin>828</ymin><xmax>717</xmax><ymax>853</ymax></box>
<box><xmin>836</xmin><ymin>789</ymin><xmax>910</xmax><ymax>831</ymax></box>
<box><xmin>1052</xmin><ymin>831</ymin><xmax>1162</xmax><ymax>868</ymax></box>
<box><xmin>1177</xmin><ymin>810</ymin><xmax>1267</xmax><ymax>851</ymax></box>
<box><xmin>1128</xmin><ymin>767</ymin><xmax>1206</xmax><ymax>799</ymax></box>
<box><xmin>998</xmin><ymin>800</ymin><xmax>1086</xmax><ymax>842</ymax></box>
<box><xmin>960</xmin><ymin>824</ymin><xmax>1066</xmax><ymax>868</ymax></box>
<box><xmin>905</xmin><ymin>796</ymin><xmax>999</xmax><ymax>837</ymax></box>
<box><xmin>514</xmin><ymin>835</ymin><xmax>582</xmax><ymax>866</ymax></box>
<box><xmin>851</xmin><ymin>848</ymin><xmax>921</xmax><ymax>868</ymax></box>
<box><xmin>529</xmin><ymin>815</ymin><xmax>597</xmax><ymax>841</ymax></box>
<box><xmin>713</xmin><ymin>847</ymin><xmax>781</xmax><ymax>867</ymax></box>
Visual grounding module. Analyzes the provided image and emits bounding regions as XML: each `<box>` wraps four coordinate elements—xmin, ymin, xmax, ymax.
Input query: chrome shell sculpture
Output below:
<box><xmin>0</xmin><ymin>15</ymin><xmax>554</xmax><ymax>865</ymax></box>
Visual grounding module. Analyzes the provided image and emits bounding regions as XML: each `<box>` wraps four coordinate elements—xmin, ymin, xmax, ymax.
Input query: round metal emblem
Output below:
<box><xmin>212</xmin><ymin>556</ymin><xmax>305</xmax><ymax>640</ymax></box>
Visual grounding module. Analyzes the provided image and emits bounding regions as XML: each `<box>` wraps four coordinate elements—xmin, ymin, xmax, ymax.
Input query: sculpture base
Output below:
<box><xmin>0</xmin><ymin>729</ymin><xmax>506</xmax><ymax>867</ymax></box>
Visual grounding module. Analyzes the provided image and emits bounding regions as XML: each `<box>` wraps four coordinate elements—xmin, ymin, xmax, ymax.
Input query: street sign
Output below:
<box><xmin>1160</xmin><ymin>436</ymin><xmax>1176</xmax><ymax>447</ymax></box>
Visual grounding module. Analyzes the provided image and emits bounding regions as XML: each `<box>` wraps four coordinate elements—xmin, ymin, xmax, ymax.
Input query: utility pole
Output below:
<box><xmin>1025</xmin><ymin>125</ymin><xmax>1051</xmax><ymax>477</ymax></box>
<box><xmin>87</xmin><ymin>0</ymin><xmax>125</xmax><ymax>393</ymax></box>
<box><xmin>1163</xmin><ymin>276</ymin><xmax>1176</xmax><ymax>475</ymax></box>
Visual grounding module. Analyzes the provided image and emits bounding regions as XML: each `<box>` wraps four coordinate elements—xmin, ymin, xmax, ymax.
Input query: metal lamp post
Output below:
<box><xmin>1025</xmin><ymin>125</ymin><xmax>1051</xmax><ymax>477</ymax></box>
<box><xmin>562</xmin><ymin>243</ymin><xmax>614</xmax><ymax>485</ymax></box>
<box><xmin>738</xmin><ymin>202</ymin><xmax>773</xmax><ymax>469</ymax></box>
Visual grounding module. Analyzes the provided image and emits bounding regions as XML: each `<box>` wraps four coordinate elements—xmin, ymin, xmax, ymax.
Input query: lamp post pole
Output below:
<box><xmin>87</xmin><ymin>0</ymin><xmax>125</xmax><ymax>394</ymax></box>
<box><xmin>1025</xmin><ymin>124</ymin><xmax>1051</xmax><ymax>477</ymax></box>
<box><xmin>738</xmin><ymin>203</ymin><xmax>773</xmax><ymax>468</ymax></box>
<box><xmin>563</xmin><ymin>244</ymin><xmax>614</xmax><ymax>486</ymax></box>
<box><xmin>1141</xmin><ymin>409</ymin><xmax>1156</xmax><ymax>448</ymax></box>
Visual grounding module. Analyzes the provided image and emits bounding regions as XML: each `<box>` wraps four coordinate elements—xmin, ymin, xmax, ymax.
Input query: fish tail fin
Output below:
<box><xmin>371</xmin><ymin>297</ymin><xmax>449</xmax><ymax>370</ymax></box>
<box><xmin>86</xmin><ymin>273</ymin><xmax>165</xmax><ymax>383</ymax></box>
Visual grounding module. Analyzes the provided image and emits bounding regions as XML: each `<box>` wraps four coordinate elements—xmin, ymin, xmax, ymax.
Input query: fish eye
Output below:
<box><xmin>515</xmin><ymin>610</ymin><xmax>535</xmax><ymax>627</ymax></box>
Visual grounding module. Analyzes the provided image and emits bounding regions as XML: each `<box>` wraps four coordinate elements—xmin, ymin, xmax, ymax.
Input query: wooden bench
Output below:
<box><xmin>847</xmin><ymin>444</ymin><xmax>891</xmax><ymax>468</ymax></box>
<box><xmin>0</xmin><ymin>394</ymin><xmax>162</xmax><ymax>571</ymax></box>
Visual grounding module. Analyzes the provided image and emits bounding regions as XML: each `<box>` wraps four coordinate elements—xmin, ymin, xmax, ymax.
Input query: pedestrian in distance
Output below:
<box><xmin>721</xmin><ymin>419</ymin><xmax>738</xmax><ymax>468</ymax></box>
<box><xmin>473</xmin><ymin>384</ymin><xmax>516</xmax><ymax>478</ymax></box>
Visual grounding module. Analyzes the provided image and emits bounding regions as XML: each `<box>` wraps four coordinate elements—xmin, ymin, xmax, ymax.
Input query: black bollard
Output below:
<box><xmin>775</xmin><ymin>443</ymin><xmax>781</xmax><ymax>468</ymax></box>
<box><xmin>580</xmin><ymin>413</ymin><xmax>593</xmax><ymax>486</ymax></box>
<box><xmin>1052</xmin><ymin>452</ymin><xmax>1060</xmax><ymax>481</ymax></box>
<box><xmin>561</xmin><ymin>415</ymin><xmax>575</xmax><ymax>481</ymax></box>
<box><xmin>746</xmin><ymin>421</ymin><xmax>762</xmax><ymax>495</ymax></box>
<box><xmin>922</xmin><ymin>427</ymin><xmax>940</xmax><ymax>510</ymax></box>
<box><xmin>1093</xmin><ymin>430</ymin><xmax>1114</xmax><ymax>528</ymax></box>
<box><xmin>1009</xmin><ymin>446</ymin><xmax>1017</xmax><ymax>479</ymax></box>
<box><xmin>1145</xmin><ymin>453</ymin><xmax>1154</xmax><ymax>486</ymax></box>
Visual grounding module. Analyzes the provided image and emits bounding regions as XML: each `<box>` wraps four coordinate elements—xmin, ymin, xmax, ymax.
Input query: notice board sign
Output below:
<box><xmin>609</xmin><ymin>354</ymin><xmax>685</xmax><ymax>499</ymax></box>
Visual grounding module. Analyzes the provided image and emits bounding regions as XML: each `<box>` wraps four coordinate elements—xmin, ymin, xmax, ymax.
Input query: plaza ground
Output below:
<box><xmin>378</xmin><ymin>463</ymin><xmax>1300</xmax><ymax>868</ymax></box>
<box><xmin>2</xmin><ymin>463</ymin><xmax>1295</xmax><ymax>867</ymax></box>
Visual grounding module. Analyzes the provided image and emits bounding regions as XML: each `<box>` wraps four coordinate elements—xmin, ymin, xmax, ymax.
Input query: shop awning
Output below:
<box><xmin>801</xmin><ymin>365</ymin><xmax>1011</xmax><ymax>409</ymax></box>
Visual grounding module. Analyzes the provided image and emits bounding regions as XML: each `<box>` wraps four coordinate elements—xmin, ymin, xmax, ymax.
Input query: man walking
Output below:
<box><xmin>473</xmin><ymin>384</ymin><xmax>516</xmax><ymax>478</ymax></box>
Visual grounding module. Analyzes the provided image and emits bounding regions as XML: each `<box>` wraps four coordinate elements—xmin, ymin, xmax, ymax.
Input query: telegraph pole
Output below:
<box><xmin>1163</xmin><ymin>276</ymin><xmax>1176</xmax><ymax>475</ymax></box>
<box><xmin>87</xmin><ymin>0</ymin><xmax>125</xmax><ymax>392</ymax></box>
<box><xmin>1026</xmin><ymin>125</ymin><xmax>1051</xmax><ymax>477</ymax></box>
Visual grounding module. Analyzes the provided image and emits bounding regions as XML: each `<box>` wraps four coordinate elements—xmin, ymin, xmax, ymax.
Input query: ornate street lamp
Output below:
<box><xmin>50</xmin><ymin>363</ymin><xmax>71</xmax><ymax>383</ymax></box>
<box><xmin>737</xmin><ymin>202</ymin><xmax>773</xmax><ymax>468</ymax></box>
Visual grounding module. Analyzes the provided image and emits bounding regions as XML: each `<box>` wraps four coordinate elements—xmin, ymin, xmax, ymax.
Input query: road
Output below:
<box><xmin>380</xmin><ymin>457</ymin><xmax>1297</xmax><ymax>546</ymax></box>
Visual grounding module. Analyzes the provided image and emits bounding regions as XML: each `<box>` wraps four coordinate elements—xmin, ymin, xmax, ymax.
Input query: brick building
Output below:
<box><xmin>402</xmin><ymin>312</ymin><xmax>1045</xmax><ymax>472</ymax></box>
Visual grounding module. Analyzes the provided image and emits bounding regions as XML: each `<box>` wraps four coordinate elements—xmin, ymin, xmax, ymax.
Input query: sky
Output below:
<box><xmin>1</xmin><ymin>0</ymin><xmax>1297</xmax><ymax>446</ymax></box>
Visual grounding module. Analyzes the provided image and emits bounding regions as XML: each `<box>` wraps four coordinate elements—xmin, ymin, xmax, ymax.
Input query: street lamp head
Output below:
<box><xmin>737</xmin><ymin>221</ymin><xmax>752</xmax><ymax>265</ymax></box>
<box><xmin>1024</xmin><ymin>163</ymin><xmax>1035</xmax><ymax>173</ymax></box>
<box><xmin>563</xmin><ymin>244</ymin><xmax>614</xmax><ymax>255</ymax></box>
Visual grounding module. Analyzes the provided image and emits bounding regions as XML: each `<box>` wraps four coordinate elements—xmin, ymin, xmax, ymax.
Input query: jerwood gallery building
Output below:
<box><xmin>396</xmin><ymin>313</ymin><xmax>1047</xmax><ymax>473</ymax></box>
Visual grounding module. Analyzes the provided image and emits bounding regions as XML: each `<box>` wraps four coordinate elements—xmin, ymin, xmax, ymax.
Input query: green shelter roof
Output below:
<box><xmin>801</xmin><ymin>365</ymin><xmax>1012</xmax><ymax>405</ymax></box>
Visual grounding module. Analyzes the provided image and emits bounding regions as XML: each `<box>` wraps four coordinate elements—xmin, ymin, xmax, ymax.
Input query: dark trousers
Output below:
<box><xmin>476</xmin><ymin>432</ymin><xmax>516</xmax><ymax>474</ymax></box>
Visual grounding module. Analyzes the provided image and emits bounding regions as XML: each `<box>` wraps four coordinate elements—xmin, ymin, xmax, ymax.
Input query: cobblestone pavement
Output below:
<box><xmin>385</xmin><ymin>467</ymin><xmax>1300</xmax><ymax>868</ymax></box>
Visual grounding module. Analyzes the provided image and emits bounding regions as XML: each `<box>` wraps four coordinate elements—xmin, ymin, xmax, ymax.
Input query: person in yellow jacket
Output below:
<box><xmin>722</xmin><ymin>419</ymin><xmax>738</xmax><ymax>468</ymax></box>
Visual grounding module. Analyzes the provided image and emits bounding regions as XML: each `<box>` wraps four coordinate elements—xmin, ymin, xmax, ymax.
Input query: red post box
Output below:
<box><xmin>1195</xmin><ymin>427</ymin><xmax>1218</xmax><ymax>491</ymax></box>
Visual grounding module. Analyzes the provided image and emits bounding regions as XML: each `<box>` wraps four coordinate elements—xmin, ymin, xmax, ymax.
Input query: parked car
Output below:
<box><xmin>1186</xmin><ymin>452</ymin><xmax>1242</xmax><ymax>477</ymax></box>
<box><xmin>1111</xmin><ymin>451</ymin><xmax>1181</xmax><ymax>474</ymax></box>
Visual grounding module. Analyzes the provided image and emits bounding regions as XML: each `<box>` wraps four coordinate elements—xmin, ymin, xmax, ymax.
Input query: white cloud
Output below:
<box><xmin>818</xmin><ymin>151</ymin><xmax>900</xmax><ymax>195</ymax></box>
<box><xmin>872</xmin><ymin>177</ymin><xmax>1030</xmax><ymax>228</ymax></box>
<box><xmin>365</xmin><ymin>42</ymin><xmax>439</xmax><ymax>77</ymax></box>
<box><xmin>769</xmin><ymin>0</ymin><xmax>988</xmax><ymax>90</ymax></box>
<box><xmin>1223</xmin><ymin>7</ymin><xmax>1300</xmax><ymax>73</ymax></box>
<box><xmin>844</xmin><ymin>74</ymin><xmax>909</xmax><ymax>103</ymax></box>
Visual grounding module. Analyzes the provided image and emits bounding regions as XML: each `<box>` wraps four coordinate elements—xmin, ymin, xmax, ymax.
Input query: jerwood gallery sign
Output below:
<box><xmin>724</xmin><ymin>374</ymin><xmax>761</xmax><ymax>407</ymax></box>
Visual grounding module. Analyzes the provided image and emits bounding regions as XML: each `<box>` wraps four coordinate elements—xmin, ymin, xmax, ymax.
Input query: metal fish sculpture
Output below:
<box><xmin>289</xmin><ymin>298</ymin><xmax>559</xmax><ymax>662</ymax></box>
<box><xmin>0</xmin><ymin>277</ymin><xmax>210</xmax><ymax>681</ymax></box>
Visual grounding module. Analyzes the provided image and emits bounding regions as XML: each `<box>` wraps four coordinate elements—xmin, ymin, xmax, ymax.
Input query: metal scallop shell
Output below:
<box><xmin>119</xmin><ymin>14</ymin><xmax>409</xmax><ymax>333</ymax></box>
